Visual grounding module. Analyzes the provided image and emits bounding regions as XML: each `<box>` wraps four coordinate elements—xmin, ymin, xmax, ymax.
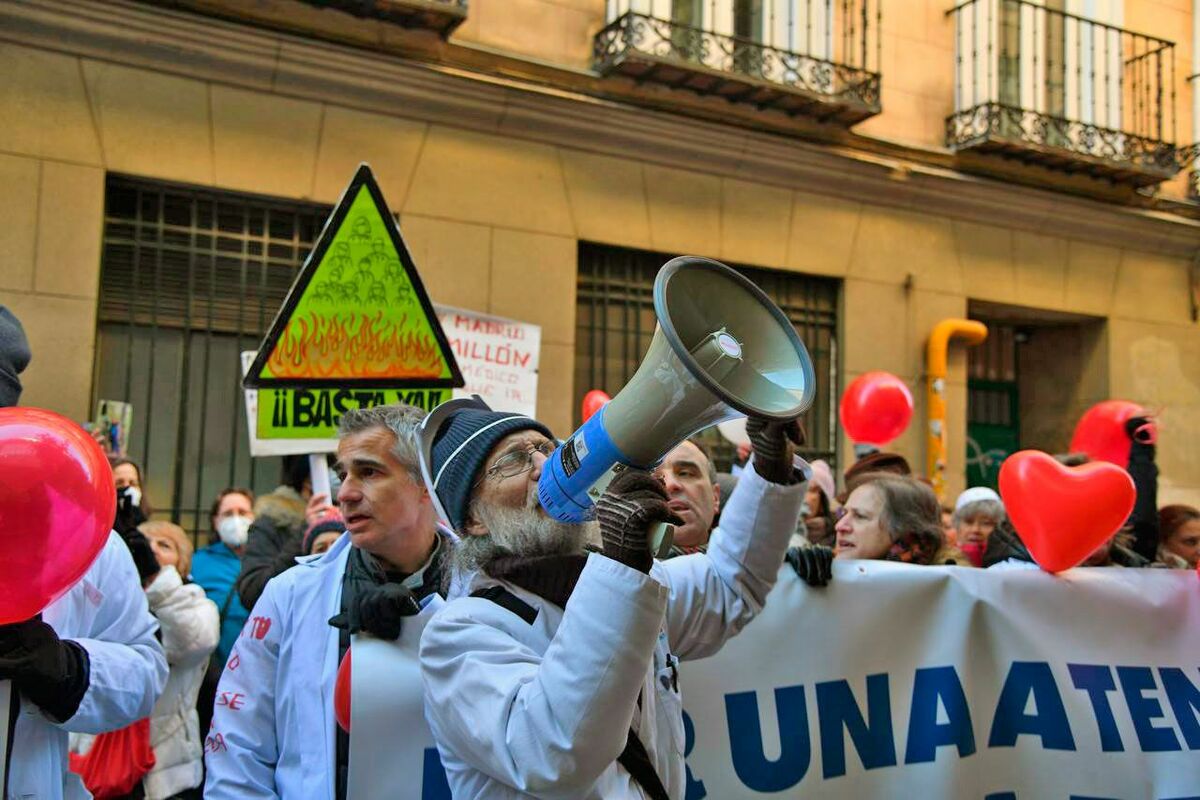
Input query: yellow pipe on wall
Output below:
<box><xmin>926</xmin><ymin>318</ymin><xmax>988</xmax><ymax>501</ymax></box>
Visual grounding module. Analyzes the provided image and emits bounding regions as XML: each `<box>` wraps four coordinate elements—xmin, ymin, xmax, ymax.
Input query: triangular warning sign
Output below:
<box><xmin>243</xmin><ymin>165</ymin><xmax>463</xmax><ymax>390</ymax></box>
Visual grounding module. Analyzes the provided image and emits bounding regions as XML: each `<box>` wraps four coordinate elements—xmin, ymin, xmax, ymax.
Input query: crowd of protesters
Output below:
<box><xmin>3</xmin><ymin>301</ymin><xmax>1198</xmax><ymax>799</ymax></box>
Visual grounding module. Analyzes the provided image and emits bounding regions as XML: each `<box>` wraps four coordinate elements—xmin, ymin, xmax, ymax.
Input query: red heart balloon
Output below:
<box><xmin>0</xmin><ymin>407</ymin><xmax>116</xmax><ymax>624</ymax></box>
<box><xmin>839</xmin><ymin>371</ymin><xmax>914</xmax><ymax>446</ymax></box>
<box><xmin>998</xmin><ymin>450</ymin><xmax>1136</xmax><ymax>573</ymax></box>
<box><xmin>581</xmin><ymin>389</ymin><xmax>611</xmax><ymax>423</ymax></box>
<box><xmin>334</xmin><ymin>649</ymin><xmax>352</xmax><ymax>732</ymax></box>
<box><xmin>1069</xmin><ymin>400</ymin><xmax>1146</xmax><ymax>467</ymax></box>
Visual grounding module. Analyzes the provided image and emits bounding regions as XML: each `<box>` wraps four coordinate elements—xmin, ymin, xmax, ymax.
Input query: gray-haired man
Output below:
<box><xmin>205</xmin><ymin>403</ymin><xmax>451</xmax><ymax>800</ymax></box>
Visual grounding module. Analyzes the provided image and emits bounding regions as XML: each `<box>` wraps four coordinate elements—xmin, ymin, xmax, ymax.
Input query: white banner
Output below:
<box><xmin>348</xmin><ymin>563</ymin><xmax>1200</xmax><ymax>798</ymax></box>
<box><xmin>680</xmin><ymin>562</ymin><xmax>1200</xmax><ymax>799</ymax></box>
<box><xmin>435</xmin><ymin>305</ymin><xmax>541</xmax><ymax>417</ymax></box>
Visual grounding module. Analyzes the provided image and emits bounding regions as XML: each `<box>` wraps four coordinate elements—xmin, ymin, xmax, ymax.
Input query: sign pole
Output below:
<box><xmin>309</xmin><ymin>454</ymin><xmax>331</xmax><ymax>503</ymax></box>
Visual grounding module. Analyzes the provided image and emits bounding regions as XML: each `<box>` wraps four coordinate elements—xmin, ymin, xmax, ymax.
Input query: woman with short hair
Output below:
<box><xmin>834</xmin><ymin>473</ymin><xmax>967</xmax><ymax>565</ymax></box>
<box><xmin>951</xmin><ymin>486</ymin><xmax>1006</xmax><ymax>567</ymax></box>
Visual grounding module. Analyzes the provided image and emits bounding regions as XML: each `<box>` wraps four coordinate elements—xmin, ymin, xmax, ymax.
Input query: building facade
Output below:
<box><xmin>1</xmin><ymin>0</ymin><xmax>1197</xmax><ymax>530</ymax></box>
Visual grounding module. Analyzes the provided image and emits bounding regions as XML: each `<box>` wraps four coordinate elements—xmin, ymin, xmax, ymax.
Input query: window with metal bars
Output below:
<box><xmin>95</xmin><ymin>176</ymin><xmax>333</xmax><ymax>542</ymax></box>
<box><xmin>575</xmin><ymin>242</ymin><xmax>839</xmax><ymax>473</ymax></box>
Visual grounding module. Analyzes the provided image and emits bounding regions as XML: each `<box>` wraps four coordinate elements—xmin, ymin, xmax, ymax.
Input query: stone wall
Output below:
<box><xmin>1</xmin><ymin>29</ymin><xmax>1197</xmax><ymax>503</ymax></box>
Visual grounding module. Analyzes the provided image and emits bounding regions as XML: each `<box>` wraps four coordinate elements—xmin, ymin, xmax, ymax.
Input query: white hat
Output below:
<box><xmin>954</xmin><ymin>486</ymin><xmax>1002</xmax><ymax>512</ymax></box>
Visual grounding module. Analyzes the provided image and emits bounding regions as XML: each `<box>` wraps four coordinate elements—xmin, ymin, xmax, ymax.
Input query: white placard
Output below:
<box><xmin>435</xmin><ymin>305</ymin><xmax>541</xmax><ymax>417</ymax></box>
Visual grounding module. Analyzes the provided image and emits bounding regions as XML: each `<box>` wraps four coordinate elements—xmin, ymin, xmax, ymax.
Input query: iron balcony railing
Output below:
<box><xmin>299</xmin><ymin>0</ymin><xmax>467</xmax><ymax>37</ymax></box>
<box><xmin>946</xmin><ymin>0</ymin><xmax>1182</xmax><ymax>186</ymax></box>
<box><xmin>594</xmin><ymin>1</ymin><xmax>881</xmax><ymax>125</ymax></box>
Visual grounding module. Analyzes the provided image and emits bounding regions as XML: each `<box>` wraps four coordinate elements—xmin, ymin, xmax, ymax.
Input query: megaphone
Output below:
<box><xmin>538</xmin><ymin>256</ymin><xmax>816</xmax><ymax>523</ymax></box>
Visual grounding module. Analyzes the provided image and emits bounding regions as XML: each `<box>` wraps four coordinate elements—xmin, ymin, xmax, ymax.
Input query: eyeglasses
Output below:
<box><xmin>475</xmin><ymin>441</ymin><xmax>557</xmax><ymax>488</ymax></box>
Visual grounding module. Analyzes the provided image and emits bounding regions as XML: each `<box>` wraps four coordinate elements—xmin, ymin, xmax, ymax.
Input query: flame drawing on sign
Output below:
<box><xmin>266</xmin><ymin>311</ymin><xmax>443</xmax><ymax>379</ymax></box>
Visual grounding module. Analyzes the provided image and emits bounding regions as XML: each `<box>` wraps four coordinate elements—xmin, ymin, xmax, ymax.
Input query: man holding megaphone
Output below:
<box><xmin>419</xmin><ymin>257</ymin><xmax>814</xmax><ymax>799</ymax></box>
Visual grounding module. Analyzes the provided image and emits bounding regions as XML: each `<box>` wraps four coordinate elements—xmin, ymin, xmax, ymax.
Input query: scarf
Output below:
<box><xmin>482</xmin><ymin>553</ymin><xmax>589</xmax><ymax>609</ymax></box>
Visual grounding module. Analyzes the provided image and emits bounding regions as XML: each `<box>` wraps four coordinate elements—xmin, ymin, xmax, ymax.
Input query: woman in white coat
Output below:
<box><xmin>140</xmin><ymin>521</ymin><xmax>220</xmax><ymax>799</ymax></box>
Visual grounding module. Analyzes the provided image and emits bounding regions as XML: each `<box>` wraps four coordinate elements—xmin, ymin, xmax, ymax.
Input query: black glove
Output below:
<box><xmin>1124</xmin><ymin>416</ymin><xmax>1156</xmax><ymax>446</ymax></box>
<box><xmin>786</xmin><ymin>545</ymin><xmax>833</xmax><ymax>587</ymax></box>
<box><xmin>596</xmin><ymin>469</ymin><xmax>683</xmax><ymax>574</ymax></box>
<box><xmin>332</xmin><ymin>584</ymin><xmax>421</xmax><ymax>641</ymax></box>
<box><xmin>112</xmin><ymin>486</ymin><xmax>147</xmax><ymax>536</ymax></box>
<box><xmin>119</xmin><ymin>529</ymin><xmax>160</xmax><ymax>585</ymax></box>
<box><xmin>747</xmin><ymin>417</ymin><xmax>805</xmax><ymax>485</ymax></box>
<box><xmin>0</xmin><ymin>617</ymin><xmax>90</xmax><ymax>722</ymax></box>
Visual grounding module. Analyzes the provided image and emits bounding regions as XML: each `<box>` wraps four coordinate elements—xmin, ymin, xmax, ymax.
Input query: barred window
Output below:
<box><xmin>96</xmin><ymin>176</ymin><xmax>331</xmax><ymax>539</ymax></box>
<box><xmin>575</xmin><ymin>242</ymin><xmax>839</xmax><ymax>473</ymax></box>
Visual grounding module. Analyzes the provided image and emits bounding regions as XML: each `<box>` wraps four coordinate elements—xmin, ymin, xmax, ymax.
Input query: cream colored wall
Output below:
<box><xmin>1</xmin><ymin>39</ymin><xmax>1197</xmax><ymax>504</ymax></box>
<box><xmin>452</xmin><ymin>0</ymin><xmax>1195</xmax><ymax>200</ymax></box>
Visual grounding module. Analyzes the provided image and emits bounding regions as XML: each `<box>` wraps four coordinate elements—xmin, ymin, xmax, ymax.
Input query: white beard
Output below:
<box><xmin>450</xmin><ymin>501</ymin><xmax>594</xmax><ymax>578</ymax></box>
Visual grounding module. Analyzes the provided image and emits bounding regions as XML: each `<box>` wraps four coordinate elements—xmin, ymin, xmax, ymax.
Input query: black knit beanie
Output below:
<box><xmin>0</xmin><ymin>307</ymin><xmax>31</xmax><ymax>408</ymax></box>
<box><xmin>429</xmin><ymin>406</ymin><xmax>553</xmax><ymax>533</ymax></box>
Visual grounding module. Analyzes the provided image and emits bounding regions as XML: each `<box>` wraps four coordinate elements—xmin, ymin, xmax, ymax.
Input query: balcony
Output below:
<box><xmin>299</xmin><ymin>0</ymin><xmax>466</xmax><ymax>37</ymax></box>
<box><xmin>946</xmin><ymin>0</ymin><xmax>1182</xmax><ymax>187</ymax></box>
<box><xmin>593</xmin><ymin>1</ymin><xmax>881</xmax><ymax>126</ymax></box>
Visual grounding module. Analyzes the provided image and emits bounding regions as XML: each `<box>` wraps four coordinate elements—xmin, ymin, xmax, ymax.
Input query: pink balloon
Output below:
<box><xmin>581</xmin><ymin>390</ymin><xmax>611</xmax><ymax>422</ymax></box>
<box><xmin>839</xmin><ymin>371</ymin><xmax>914</xmax><ymax>446</ymax></box>
<box><xmin>1068</xmin><ymin>400</ymin><xmax>1147</xmax><ymax>467</ymax></box>
<box><xmin>0</xmin><ymin>408</ymin><xmax>115</xmax><ymax>624</ymax></box>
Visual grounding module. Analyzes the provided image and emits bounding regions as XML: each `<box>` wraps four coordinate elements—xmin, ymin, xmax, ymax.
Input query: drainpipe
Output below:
<box><xmin>926</xmin><ymin>319</ymin><xmax>989</xmax><ymax>501</ymax></box>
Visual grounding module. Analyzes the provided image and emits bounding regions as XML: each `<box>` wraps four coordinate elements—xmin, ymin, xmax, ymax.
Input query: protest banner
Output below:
<box><xmin>241</xmin><ymin>307</ymin><xmax>540</xmax><ymax>456</ymax></box>
<box><xmin>680</xmin><ymin>562</ymin><xmax>1200</xmax><ymax>799</ymax></box>
<box><xmin>348</xmin><ymin>563</ymin><xmax>1200</xmax><ymax>799</ymax></box>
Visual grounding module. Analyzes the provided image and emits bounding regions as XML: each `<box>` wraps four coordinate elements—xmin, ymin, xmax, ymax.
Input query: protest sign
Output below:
<box><xmin>348</xmin><ymin>563</ymin><xmax>1200</xmax><ymax>799</ymax></box>
<box><xmin>243</xmin><ymin>164</ymin><xmax>461</xmax><ymax>391</ymax></box>
<box><xmin>436</xmin><ymin>306</ymin><xmax>540</xmax><ymax>417</ymax></box>
<box><xmin>241</xmin><ymin>306</ymin><xmax>541</xmax><ymax>455</ymax></box>
<box><xmin>680</xmin><ymin>562</ymin><xmax>1200</xmax><ymax>799</ymax></box>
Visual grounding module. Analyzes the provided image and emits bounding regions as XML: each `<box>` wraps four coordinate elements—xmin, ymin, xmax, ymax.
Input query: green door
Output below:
<box><xmin>966</xmin><ymin>379</ymin><xmax>1019</xmax><ymax>490</ymax></box>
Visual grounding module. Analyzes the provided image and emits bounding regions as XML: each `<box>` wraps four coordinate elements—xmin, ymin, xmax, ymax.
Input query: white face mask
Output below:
<box><xmin>217</xmin><ymin>515</ymin><xmax>252</xmax><ymax>549</ymax></box>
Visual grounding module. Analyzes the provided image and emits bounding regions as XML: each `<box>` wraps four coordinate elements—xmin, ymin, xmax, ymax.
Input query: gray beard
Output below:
<box><xmin>450</xmin><ymin>501</ymin><xmax>594</xmax><ymax>579</ymax></box>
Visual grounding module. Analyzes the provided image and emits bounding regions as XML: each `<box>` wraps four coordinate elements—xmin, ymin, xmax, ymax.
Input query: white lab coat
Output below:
<box><xmin>204</xmin><ymin>531</ymin><xmax>448</xmax><ymax>800</ymax></box>
<box><xmin>420</xmin><ymin>466</ymin><xmax>803</xmax><ymax>799</ymax></box>
<box><xmin>72</xmin><ymin>566</ymin><xmax>219</xmax><ymax>799</ymax></box>
<box><xmin>6</xmin><ymin>531</ymin><xmax>168</xmax><ymax>800</ymax></box>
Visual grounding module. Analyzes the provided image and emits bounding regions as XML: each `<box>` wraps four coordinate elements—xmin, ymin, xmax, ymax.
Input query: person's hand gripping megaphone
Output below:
<box><xmin>745</xmin><ymin>416</ymin><xmax>806</xmax><ymax>485</ymax></box>
<box><xmin>595</xmin><ymin>470</ymin><xmax>685</xmax><ymax>574</ymax></box>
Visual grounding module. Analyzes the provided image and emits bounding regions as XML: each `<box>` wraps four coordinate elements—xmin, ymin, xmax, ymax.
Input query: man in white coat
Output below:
<box><xmin>204</xmin><ymin>403</ymin><xmax>452</xmax><ymax>800</ymax></box>
<box><xmin>419</xmin><ymin>399</ymin><xmax>805</xmax><ymax>799</ymax></box>
<box><xmin>1</xmin><ymin>305</ymin><xmax>168</xmax><ymax>799</ymax></box>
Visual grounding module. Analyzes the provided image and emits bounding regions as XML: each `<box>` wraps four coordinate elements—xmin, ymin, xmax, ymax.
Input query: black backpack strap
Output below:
<box><xmin>617</xmin><ymin>727</ymin><xmax>672</xmax><ymax>800</ymax></box>
<box><xmin>471</xmin><ymin>586</ymin><xmax>669</xmax><ymax>800</ymax></box>
<box><xmin>470</xmin><ymin>586</ymin><xmax>538</xmax><ymax>625</ymax></box>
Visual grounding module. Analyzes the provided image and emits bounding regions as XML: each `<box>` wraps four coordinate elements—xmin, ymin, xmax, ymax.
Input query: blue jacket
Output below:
<box><xmin>192</xmin><ymin>542</ymin><xmax>250</xmax><ymax>664</ymax></box>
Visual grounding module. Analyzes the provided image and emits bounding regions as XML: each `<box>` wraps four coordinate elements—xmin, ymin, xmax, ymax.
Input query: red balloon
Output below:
<box><xmin>334</xmin><ymin>649</ymin><xmax>352</xmax><ymax>733</ymax></box>
<box><xmin>0</xmin><ymin>408</ymin><xmax>115</xmax><ymax>625</ymax></box>
<box><xmin>998</xmin><ymin>450</ymin><xmax>1136</xmax><ymax>574</ymax></box>
<box><xmin>1068</xmin><ymin>400</ymin><xmax>1147</xmax><ymax>467</ymax></box>
<box><xmin>839</xmin><ymin>372</ymin><xmax>914</xmax><ymax>445</ymax></box>
<box><xmin>581</xmin><ymin>390</ymin><xmax>611</xmax><ymax>422</ymax></box>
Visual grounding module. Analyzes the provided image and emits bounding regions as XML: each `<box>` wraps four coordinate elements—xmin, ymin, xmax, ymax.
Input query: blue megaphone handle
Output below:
<box><xmin>537</xmin><ymin>407</ymin><xmax>645</xmax><ymax>523</ymax></box>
